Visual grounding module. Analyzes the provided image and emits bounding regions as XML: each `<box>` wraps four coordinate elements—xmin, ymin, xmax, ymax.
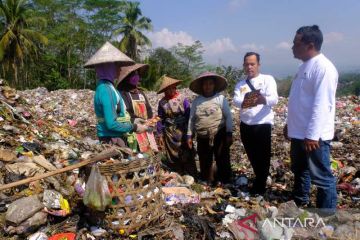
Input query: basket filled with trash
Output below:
<box><xmin>86</xmin><ymin>152</ymin><xmax>164</xmax><ymax>235</ymax></box>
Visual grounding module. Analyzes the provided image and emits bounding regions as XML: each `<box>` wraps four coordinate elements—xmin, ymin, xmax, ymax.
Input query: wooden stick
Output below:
<box><xmin>0</xmin><ymin>147</ymin><xmax>120</xmax><ymax>191</ymax></box>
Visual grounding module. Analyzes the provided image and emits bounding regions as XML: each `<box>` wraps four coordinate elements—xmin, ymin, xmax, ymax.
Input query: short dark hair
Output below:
<box><xmin>296</xmin><ymin>25</ymin><xmax>323</xmax><ymax>51</ymax></box>
<box><xmin>243</xmin><ymin>52</ymin><xmax>260</xmax><ymax>63</ymax></box>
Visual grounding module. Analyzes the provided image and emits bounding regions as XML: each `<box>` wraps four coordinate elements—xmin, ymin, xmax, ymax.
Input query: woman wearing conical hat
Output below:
<box><xmin>115</xmin><ymin>63</ymin><xmax>153</xmax><ymax>123</ymax></box>
<box><xmin>156</xmin><ymin>75</ymin><xmax>197</xmax><ymax>177</ymax></box>
<box><xmin>187</xmin><ymin>72</ymin><xmax>233</xmax><ymax>185</ymax></box>
<box><xmin>85</xmin><ymin>42</ymin><xmax>148</xmax><ymax>146</ymax></box>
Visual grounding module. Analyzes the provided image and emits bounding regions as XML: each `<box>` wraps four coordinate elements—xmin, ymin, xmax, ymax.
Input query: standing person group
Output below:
<box><xmin>88</xmin><ymin>24</ymin><xmax>338</xmax><ymax>213</ymax></box>
<box><xmin>233</xmin><ymin>25</ymin><xmax>338</xmax><ymax>213</ymax></box>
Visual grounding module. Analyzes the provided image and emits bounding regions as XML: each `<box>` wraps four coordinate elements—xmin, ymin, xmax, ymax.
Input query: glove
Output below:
<box><xmin>135</xmin><ymin>124</ymin><xmax>149</xmax><ymax>133</ymax></box>
<box><xmin>134</xmin><ymin>118</ymin><xmax>146</xmax><ymax>125</ymax></box>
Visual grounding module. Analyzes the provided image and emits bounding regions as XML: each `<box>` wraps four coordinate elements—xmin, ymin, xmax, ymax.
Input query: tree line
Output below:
<box><xmin>0</xmin><ymin>0</ymin><xmax>154</xmax><ymax>90</ymax></box>
<box><xmin>0</xmin><ymin>0</ymin><xmax>231</xmax><ymax>91</ymax></box>
<box><xmin>1</xmin><ymin>0</ymin><xmax>358</xmax><ymax>96</ymax></box>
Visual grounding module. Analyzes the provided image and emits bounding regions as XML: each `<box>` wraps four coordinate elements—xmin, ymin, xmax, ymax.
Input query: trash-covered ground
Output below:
<box><xmin>0</xmin><ymin>82</ymin><xmax>359</xmax><ymax>239</ymax></box>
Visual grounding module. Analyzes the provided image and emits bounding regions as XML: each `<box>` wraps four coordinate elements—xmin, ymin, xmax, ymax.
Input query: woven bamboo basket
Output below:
<box><xmin>98</xmin><ymin>153</ymin><xmax>164</xmax><ymax>235</ymax></box>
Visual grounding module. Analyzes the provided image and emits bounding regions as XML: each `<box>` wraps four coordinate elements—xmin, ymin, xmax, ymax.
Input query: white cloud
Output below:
<box><xmin>276</xmin><ymin>41</ymin><xmax>292</xmax><ymax>50</ymax></box>
<box><xmin>240</xmin><ymin>43</ymin><xmax>265</xmax><ymax>51</ymax></box>
<box><xmin>148</xmin><ymin>29</ymin><xmax>238</xmax><ymax>55</ymax></box>
<box><xmin>205</xmin><ymin>38</ymin><xmax>237</xmax><ymax>55</ymax></box>
<box><xmin>324</xmin><ymin>32</ymin><xmax>344</xmax><ymax>44</ymax></box>
<box><xmin>147</xmin><ymin>28</ymin><xmax>195</xmax><ymax>48</ymax></box>
<box><xmin>228</xmin><ymin>0</ymin><xmax>248</xmax><ymax>10</ymax></box>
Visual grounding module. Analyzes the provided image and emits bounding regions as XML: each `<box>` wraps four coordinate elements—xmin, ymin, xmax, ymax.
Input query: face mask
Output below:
<box><xmin>128</xmin><ymin>73</ymin><xmax>140</xmax><ymax>86</ymax></box>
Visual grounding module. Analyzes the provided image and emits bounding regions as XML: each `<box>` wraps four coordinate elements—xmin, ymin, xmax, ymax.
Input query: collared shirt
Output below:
<box><xmin>233</xmin><ymin>74</ymin><xmax>278</xmax><ymax>125</ymax></box>
<box><xmin>287</xmin><ymin>53</ymin><xmax>338</xmax><ymax>141</ymax></box>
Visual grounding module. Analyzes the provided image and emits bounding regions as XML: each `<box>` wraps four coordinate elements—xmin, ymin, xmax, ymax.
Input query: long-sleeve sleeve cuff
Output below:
<box><xmin>305</xmin><ymin>133</ymin><xmax>320</xmax><ymax>141</ymax></box>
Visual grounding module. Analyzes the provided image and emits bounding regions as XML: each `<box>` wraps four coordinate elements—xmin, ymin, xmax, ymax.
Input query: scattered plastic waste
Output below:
<box><xmin>0</xmin><ymin>84</ymin><xmax>358</xmax><ymax>239</ymax></box>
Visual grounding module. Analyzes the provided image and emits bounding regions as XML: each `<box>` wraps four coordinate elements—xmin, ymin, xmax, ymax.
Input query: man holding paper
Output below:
<box><xmin>233</xmin><ymin>52</ymin><xmax>278</xmax><ymax>195</ymax></box>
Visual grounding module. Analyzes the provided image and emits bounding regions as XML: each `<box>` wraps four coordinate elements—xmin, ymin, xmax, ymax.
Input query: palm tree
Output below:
<box><xmin>0</xmin><ymin>0</ymin><xmax>48</xmax><ymax>86</ymax></box>
<box><xmin>114</xmin><ymin>1</ymin><xmax>152</xmax><ymax>60</ymax></box>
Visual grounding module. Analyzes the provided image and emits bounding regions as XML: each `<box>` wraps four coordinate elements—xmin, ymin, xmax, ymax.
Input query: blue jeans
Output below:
<box><xmin>290</xmin><ymin>139</ymin><xmax>337</xmax><ymax>211</ymax></box>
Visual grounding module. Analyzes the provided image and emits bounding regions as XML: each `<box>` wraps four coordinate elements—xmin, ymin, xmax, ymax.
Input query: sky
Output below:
<box><xmin>138</xmin><ymin>0</ymin><xmax>360</xmax><ymax>78</ymax></box>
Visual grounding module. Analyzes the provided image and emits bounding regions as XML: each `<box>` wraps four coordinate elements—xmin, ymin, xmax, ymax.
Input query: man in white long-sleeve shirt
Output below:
<box><xmin>285</xmin><ymin>25</ymin><xmax>338</xmax><ymax>213</ymax></box>
<box><xmin>234</xmin><ymin>52</ymin><xmax>278</xmax><ymax>195</ymax></box>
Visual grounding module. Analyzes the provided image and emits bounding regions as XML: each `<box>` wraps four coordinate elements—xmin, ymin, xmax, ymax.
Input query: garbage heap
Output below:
<box><xmin>0</xmin><ymin>81</ymin><xmax>359</xmax><ymax>239</ymax></box>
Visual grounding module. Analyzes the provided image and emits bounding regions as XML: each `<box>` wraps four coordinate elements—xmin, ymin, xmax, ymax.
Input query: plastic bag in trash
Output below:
<box><xmin>83</xmin><ymin>165</ymin><xmax>111</xmax><ymax>211</ymax></box>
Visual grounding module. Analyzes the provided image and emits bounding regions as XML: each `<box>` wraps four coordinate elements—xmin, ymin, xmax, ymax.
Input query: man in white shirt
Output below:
<box><xmin>234</xmin><ymin>52</ymin><xmax>278</xmax><ymax>195</ymax></box>
<box><xmin>285</xmin><ymin>25</ymin><xmax>338</xmax><ymax>213</ymax></box>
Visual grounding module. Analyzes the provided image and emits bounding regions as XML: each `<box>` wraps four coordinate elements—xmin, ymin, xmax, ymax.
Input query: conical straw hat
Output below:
<box><xmin>157</xmin><ymin>75</ymin><xmax>182</xmax><ymax>94</ymax></box>
<box><xmin>115</xmin><ymin>63</ymin><xmax>149</xmax><ymax>87</ymax></box>
<box><xmin>189</xmin><ymin>72</ymin><xmax>228</xmax><ymax>95</ymax></box>
<box><xmin>84</xmin><ymin>41</ymin><xmax>134</xmax><ymax>68</ymax></box>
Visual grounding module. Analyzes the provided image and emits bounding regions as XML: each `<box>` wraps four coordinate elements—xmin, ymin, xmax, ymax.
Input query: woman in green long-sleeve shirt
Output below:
<box><xmin>94</xmin><ymin>78</ymin><xmax>133</xmax><ymax>135</ymax></box>
<box><xmin>86</xmin><ymin>42</ymin><xmax>148</xmax><ymax>146</ymax></box>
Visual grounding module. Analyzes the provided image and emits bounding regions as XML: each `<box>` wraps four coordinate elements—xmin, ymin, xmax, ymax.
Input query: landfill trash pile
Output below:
<box><xmin>0</xmin><ymin>82</ymin><xmax>359</xmax><ymax>239</ymax></box>
<box><xmin>20</xmin><ymin>87</ymin><xmax>97</xmax><ymax>139</ymax></box>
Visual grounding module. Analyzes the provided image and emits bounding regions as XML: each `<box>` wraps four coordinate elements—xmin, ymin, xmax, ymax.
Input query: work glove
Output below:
<box><xmin>135</xmin><ymin>124</ymin><xmax>149</xmax><ymax>133</ymax></box>
<box><xmin>134</xmin><ymin>118</ymin><xmax>146</xmax><ymax>125</ymax></box>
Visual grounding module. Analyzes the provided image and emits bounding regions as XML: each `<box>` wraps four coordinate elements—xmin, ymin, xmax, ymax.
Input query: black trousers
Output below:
<box><xmin>197</xmin><ymin>128</ymin><xmax>232</xmax><ymax>184</ymax></box>
<box><xmin>240</xmin><ymin>122</ymin><xmax>271</xmax><ymax>194</ymax></box>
